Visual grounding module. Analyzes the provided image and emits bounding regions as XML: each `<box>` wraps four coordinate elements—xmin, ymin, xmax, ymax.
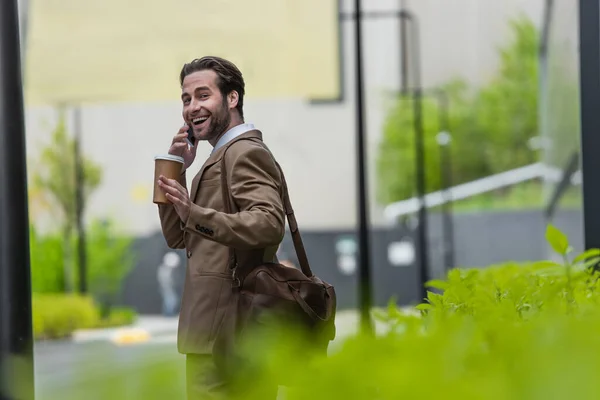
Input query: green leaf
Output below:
<box><xmin>386</xmin><ymin>296</ymin><xmax>400</xmax><ymax>314</ymax></box>
<box><xmin>545</xmin><ymin>224</ymin><xmax>570</xmax><ymax>255</ymax></box>
<box><xmin>415</xmin><ymin>303</ymin><xmax>433</xmax><ymax>311</ymax></box>
<box><xmin>573</xmin><ymin>249</ymin><xmax>600</xmax><ymax>264</ymax></box>
<box><xmin>531</xmin><ymin>260</ymin><xmax>563</xmax><ymax>269</ymax></box>
<box><xmin>576</xmin><ymin>257</ymin><xmax>600</xmax><ymax>272</ymax></box>
<box><xmin>533</xmin><ymin>268</ymin><xmax>561</xmax><ymax>277</ymax></box>
<box><xmin>371</xmin><ymin>308</ymin><xmax>390</xmax><ymax>323</ymax></box>
<box><xmin>425</xmin><ymin>280</ymin><xmax>450</xmax><ymax>291</ymax></box>
<box><xmin>427</xmin><ymin>292</ymin><xmax>444</xmax><ymax>307</ymax></box>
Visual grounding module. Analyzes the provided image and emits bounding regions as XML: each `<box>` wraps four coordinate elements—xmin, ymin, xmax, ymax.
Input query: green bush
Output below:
<box><xmin>78</xmin><ymin>219</ymin><xmax>137</xmax><ymax>316</ymax></box>
<box><xmin>283</xmin><ymin>224</ymin><xmax>600</xmax><ymax>400</ymax></box>
<box><xmin>32</xmin><ymin>294</ymin><xmax>99</xmax><ymax>340</ymax></box>
<box><xmin>32</xmin><ymin>294</ymin><xmax>137</xmax><ymax>340</ymax></box>
<box><xmin>231</xmin><ymin>224</ymin><xmax>600</xmax><ymax>399</ymax></box>
<box><xmin>95</xmin><ymin>307</ymin><xmax>138</xmax><ymax>328</ymax></box>
<box><xmin>29</xmin><ymin>216</ymin><xmax>136</xmax><ymax>316</ymax></box>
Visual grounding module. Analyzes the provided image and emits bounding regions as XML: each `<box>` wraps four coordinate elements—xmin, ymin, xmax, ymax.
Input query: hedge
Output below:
<box><xmin>32</xmin><ymin>294</ymin><xmax>137</xmax><ymax>340</ymax></box>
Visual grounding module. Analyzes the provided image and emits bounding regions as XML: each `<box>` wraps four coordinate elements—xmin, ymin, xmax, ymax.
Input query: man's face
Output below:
<box><xmin>181</xmin><ymin>70</ymin><xmax>232</xmax><ymax>143</ymax></box>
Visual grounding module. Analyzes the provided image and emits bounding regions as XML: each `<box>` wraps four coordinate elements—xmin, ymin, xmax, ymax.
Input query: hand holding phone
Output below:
<box><xmin>167</xmin><ymin>124</ymin><xmax>198</xmax><ymax>171</ymax></box>
<box><xmin>187</xmin><ymin>126</ymin><xmax>196</xmax><ymax>147</ymax></box>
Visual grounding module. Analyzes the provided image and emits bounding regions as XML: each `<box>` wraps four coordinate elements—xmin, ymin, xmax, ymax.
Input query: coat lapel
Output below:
<box><xmin>189</xmin><ymin>130</ymin><xmax>263</xmax><ymax>202</ymax></box>
<box><xmin>189</xmin><ymin>152</ymin><xmax>222</xmax><ymax>203</ymax></box>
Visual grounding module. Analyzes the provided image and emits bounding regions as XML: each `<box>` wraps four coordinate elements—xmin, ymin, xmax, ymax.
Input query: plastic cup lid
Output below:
<box><xmin>154</xmin><ymin>154</ymin><xmax>184</xmax><ymax>163</ymax></box>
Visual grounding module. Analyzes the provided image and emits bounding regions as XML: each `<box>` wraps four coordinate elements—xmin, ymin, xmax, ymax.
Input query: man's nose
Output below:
<box><xmin>189</xmin><ymin>99</ymin><xmax>202</xmax><ymax>113</ymax></box>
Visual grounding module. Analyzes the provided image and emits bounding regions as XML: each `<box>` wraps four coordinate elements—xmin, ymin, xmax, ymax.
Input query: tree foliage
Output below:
<box><xmin>29</xmin><ymin>108</ymin><xmax>103</xmax><ymax>292</ymax></box>
<box><xmin>376</xmin><ymin>15</ymin><xmax>539</xmax><ymax>204</ymax></box>
<box><xmin>83</xmin><ymin>219</ymin><xmax>136</xmax><ymax>315</ymax></box>
<box><xmin>28</xmin><ymin>109</ymin><xmax>136</xmax><ymax>311</ymax></box>
<box><xmin>30</xmin><ymin>109</ymin><xmax>103</xmax><ymax>232</ymax></box>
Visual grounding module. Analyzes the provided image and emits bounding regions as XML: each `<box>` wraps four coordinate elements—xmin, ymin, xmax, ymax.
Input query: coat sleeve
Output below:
<box><xmin>157</xmin><ymin>172</ymin><xmax>187</xmax><ymax>249</ymax></box>
<box><xmin>182</xmin><ymin>143</ymin><xmax>285</xmax><ymax>250</ymax></box>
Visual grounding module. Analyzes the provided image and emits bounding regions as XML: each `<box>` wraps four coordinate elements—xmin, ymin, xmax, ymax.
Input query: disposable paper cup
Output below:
<box><xmin>153</xmin><ymin>155</ymin><xmax>184</xmax><ymax>204</ymax></box>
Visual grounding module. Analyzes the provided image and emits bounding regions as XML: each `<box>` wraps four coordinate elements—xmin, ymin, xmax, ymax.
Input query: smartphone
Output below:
<box><xmin>186</xmin><ymin>125</ymin><xmax>195</xmax><ymax>147</ymax></box>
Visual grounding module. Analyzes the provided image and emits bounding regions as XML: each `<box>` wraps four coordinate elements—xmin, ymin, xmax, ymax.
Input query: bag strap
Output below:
<box><xmin>219</xmin><ymin>138</ymin><xmax>313</xmax><ymax>278</ymax></box>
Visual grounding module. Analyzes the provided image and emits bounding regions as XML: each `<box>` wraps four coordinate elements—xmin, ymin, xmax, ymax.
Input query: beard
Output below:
<box><xmin>203</xmin><ymin>99</ymin><xmax>231</xmax><ymax>142</ymax></box>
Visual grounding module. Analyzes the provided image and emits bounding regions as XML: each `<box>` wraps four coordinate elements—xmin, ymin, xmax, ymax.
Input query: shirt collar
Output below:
<box><xmin>211</xmin><ymin>123</ymin><xmax>256</xmax><ymax>154</ymax></box>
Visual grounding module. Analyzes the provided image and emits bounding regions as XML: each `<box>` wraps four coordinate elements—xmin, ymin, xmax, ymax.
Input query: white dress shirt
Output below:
<box><xmin>211</xmin><ymin>123</ymin><xmax>256</xmax><ymax>154</ymax></box>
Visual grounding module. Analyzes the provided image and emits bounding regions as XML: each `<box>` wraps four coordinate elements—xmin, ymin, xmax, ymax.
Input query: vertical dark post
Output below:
<box><xmin>399</xmin><ymin>0</ymin><xmax>409</xmax><ymax>93</ymax></box>
<box><xmin>413</xmin><ymin>88</ymin><xmax>429</xmax><ymax>301</ymax></box>
<box><xmin>0</xmin><ymin>0</ymin><xmax>35</xmax><ymax>398</ymax></box>
<box><xmin>353</xmin><ymin>0</ymin><xmax>373</xmax><ymax>335</ymax></box>
<box><xmin>401</xmin><ymin>10</ymin><xmax>430</xmax><ymax>301</ymax></box>
<box><xmin>435</xmin><ymin>91</ymin><xmax>455</xmax><ymax>273</ymax></box>
<box><xmin>439</xmin><ymin>139</ymin><xmax>454</xmax><ymax>272</ymax></box>
<box><xmin>74</xmin><ymin>107</ymin><xmax>87</xmax><ymax>294</ymax></box>
<box><xmin>578</xmin><ymin>0</ymin><xmax>600</xmax><ymax>251</ymax></box>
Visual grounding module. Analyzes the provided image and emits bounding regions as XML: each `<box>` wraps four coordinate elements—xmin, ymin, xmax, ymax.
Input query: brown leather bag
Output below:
<box><xmin>213</xmin><ymin>138</ymin><xmax>337</xmax><ymax>382</ymax></box>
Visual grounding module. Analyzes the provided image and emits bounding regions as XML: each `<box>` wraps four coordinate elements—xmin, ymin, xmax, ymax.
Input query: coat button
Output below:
<box><xmin>195</xmin><ymin>224</ymin><xmax>202</xmax><ymax>231</ymax></box>
<box><xmin>187</xmin><ymin>250</ymin><xmax>192</xmax><ymax>258</ymax></box>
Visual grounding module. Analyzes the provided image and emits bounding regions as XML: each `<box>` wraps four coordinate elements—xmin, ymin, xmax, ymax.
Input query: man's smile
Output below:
<box><xmin>192</xmin><ymin>116</ymin><xmax>209</xmax><ymax>127</ymax></box>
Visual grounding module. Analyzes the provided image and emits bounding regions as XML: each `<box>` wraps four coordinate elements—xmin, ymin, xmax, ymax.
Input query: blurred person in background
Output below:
<box><xmin>156</xmin><ymin>56</ymin><xmax>285</xmax><ymax>399</ymax></box>
<box><xmin>157</xmin><ymin>251</ymin><xmax>181</xmax><ymax>317</ymax></box>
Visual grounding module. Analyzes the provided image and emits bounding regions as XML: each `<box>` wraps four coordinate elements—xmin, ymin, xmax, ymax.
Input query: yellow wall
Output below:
<box><xmin>24</xmin><ymin>0</ymin><xmax>340</xmax><ymax>105</ymax></box>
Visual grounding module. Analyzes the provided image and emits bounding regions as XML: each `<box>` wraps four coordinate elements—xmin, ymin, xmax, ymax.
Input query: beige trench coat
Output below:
<box><xmin>158</xmin><ymin>130</ymin><xmax>285</xmax><ymax>354</ymax></box>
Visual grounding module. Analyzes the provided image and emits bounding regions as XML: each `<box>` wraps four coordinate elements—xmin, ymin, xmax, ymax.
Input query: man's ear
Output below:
<box><xmin>228</xmin><ymin>90</ymin><xmax>239</xmax><ymax>110</ymax></box>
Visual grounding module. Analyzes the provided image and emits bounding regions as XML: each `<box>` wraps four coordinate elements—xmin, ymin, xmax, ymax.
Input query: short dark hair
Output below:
<box><xmin>179</xmin><ymin>56</ymin><xmax>245</xmax><ymax>120</ymax></box>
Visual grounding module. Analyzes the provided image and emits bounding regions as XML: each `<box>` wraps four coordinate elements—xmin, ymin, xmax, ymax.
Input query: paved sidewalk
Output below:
<box><xmin>72</xmin><ymin>307</ymin><xmax>417</xmax><ymax>346</ymax></box>
<box><xmin>72</xmin><ymin>315</ymin><xmax>179</xmax><ymax>345</ymax></box>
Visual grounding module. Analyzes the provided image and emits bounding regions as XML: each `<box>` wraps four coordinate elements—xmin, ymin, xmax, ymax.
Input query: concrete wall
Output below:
<box><xmin>24</xmin><ymin>0</ymin><xmax>544</xmax><ymax>236</ymax></box>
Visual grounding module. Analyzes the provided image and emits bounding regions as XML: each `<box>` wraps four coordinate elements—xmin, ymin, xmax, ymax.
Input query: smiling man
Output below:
<box><xmin>156</xmin><ymin>56</ymin><xmax>285</xmax><ymax>399</ymax></box>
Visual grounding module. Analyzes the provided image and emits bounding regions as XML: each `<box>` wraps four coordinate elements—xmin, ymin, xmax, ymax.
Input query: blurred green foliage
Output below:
<box><xmin>29</xmin><ymin>226</ymin><xmax>65</xmax><ymax>293</ymax></box>
<box><xmin>29</xmin><ymin>219</ymin><xmax>136</xmax><ymax>309</ymax></box>
<box><xmin>32</xmin><ymin>294</ymin><xmax>137</xmax><ymax>340</ymax></box>
<box><xmin>377</xmin><ymin>15</ymin><xmax>540</xmax><ymax>203</ymax></box>
<box><xmin>29</xmin><ymin>108</ymin><xmax>103</xmax><ymax>293</ymax></box>
<box><xmin>82</xmin><ymin>219</ymin><xmax>136</xmax><ymax>317</ymax></box>
<box><xmin>14</xmin><ymin>225</ymin><xmax>600</xmax><ymax>399</ymax></box>
<box><xmin>93</xmin><ymin>307</ymin><xmax>138</xmax><ymax>329</ymax></box>
<box><xmin>30</xmin><ymin>109</ymin><xmax>103</xmax><ymax>234</ymax></box>
<box><xmin>286</xmin><ymin>224</ymin><xmax>600</xmax><ymax>400</ymax></box>
<box><xmin>32</xmin><ymin>294</ymin><xmax>99</xmax><ymax>340</ymax></box>
<box><xmin>28</xmin><ymin>110</ymin><xmax>137</xmax><ymax>328</ymax></box>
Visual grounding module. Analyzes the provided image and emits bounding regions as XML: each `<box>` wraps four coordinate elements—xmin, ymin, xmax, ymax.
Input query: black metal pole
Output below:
<box><xmin>440</xmin><ymin>140</ymin><xmax>454</xmax><ymax>271</ymax></box>
<box><xmin>400</xmin><ymin>10</ymin><xmax>430</xmax><ymax>301</ymax></box>
<box><xmin>353</xmin><ymin>0</ymin><xmax>374</xmax><ymax>335</ymax></box>
<box><xmin>578</xmin><ymin>0</ymin><xmax>600</xmax><ymax>252</ymax></box>
<box><xmin>434</xmin><ymin>90</ymin><xmax>455</xmax><ymax>273</ymax></box>
<box><xmin>74</xmin><ymin>107</ymin><xmax>87</xmax><ymax>294</ymax></box>
<box><xmin>0</xmin><ymin>0</ymin><xmax>35</xmax><ymax>398</ymax></box>
<box><xmin>413</xmin><ymin>91</ymin><xmax>429</xmax><ymax>301</ymax></box>
<box><xmin>399</xmin><ymin>0</ymin><xmax>409</xmax><ymax>94</ymax></box>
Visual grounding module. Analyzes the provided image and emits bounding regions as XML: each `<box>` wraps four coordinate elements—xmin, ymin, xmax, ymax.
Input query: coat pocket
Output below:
<box><xmin>180</xmin><ymin>273</ymin><xmax>233</xmax><ymax>348</ymax></box>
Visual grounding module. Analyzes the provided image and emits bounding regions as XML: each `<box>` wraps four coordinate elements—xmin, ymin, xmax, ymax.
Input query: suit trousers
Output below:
<box><xmin>185</xmin><ymin>354</ymin><xmax>278</xmax><ymax>400</ymax></box>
